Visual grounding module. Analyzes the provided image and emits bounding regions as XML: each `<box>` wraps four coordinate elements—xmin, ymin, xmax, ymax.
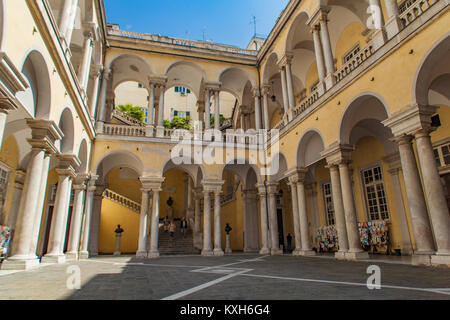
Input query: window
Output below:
<box><xmin>174</xmin><ymin>86</ymin><xmax>191</xmax><ymax>95</ymax></box>
<box><xmin>362</xmin><ymin>166</ymin><xmax>389</xmax><ymax>220</ymax></box>
<box><xmin>343</xmin><ymin>44</ymin><xmax>361</xmax><ymax>64</ymax></box>
<box><xmin>434</xmin><ymin>143</ymin><xmax>450</xmax><ymax>167</ymax></box>
<box><xmin>322</xmin><ymin>182</ymin><xmax>335</xmax><ymax>226</ymax></box>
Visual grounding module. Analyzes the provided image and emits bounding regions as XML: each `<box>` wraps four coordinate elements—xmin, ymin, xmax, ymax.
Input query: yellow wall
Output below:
<box><xmin>0</xmin><ymin>136</ymin><xmax>19</xmax><ymax>224</ymax></box>
<box><xmin>334</xmin><ymin>22</ymin><xmax>368</xmax><ymax>70</ymax></box>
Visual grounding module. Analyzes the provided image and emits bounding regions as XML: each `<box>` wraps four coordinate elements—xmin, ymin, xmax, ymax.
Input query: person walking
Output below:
<box><xmin>164</xmin><ymin>216</ymin><xmax>170</xmax><ymax>232</ymax></box>
<box><xmin>169</xmin><ymin>220</ymin><xmax>176</xmax><ymax>242</ymax></box>
<box><xmin>180</xmin><ymin>218</ymin><xmax>188</xmax><ymax>238</ymax></box>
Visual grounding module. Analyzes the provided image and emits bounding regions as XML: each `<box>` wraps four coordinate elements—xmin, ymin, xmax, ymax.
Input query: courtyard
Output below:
<box><xmin>0</xmin><ymin>254</ymin><xmax>449</xmax><ymax>300</ymax></box>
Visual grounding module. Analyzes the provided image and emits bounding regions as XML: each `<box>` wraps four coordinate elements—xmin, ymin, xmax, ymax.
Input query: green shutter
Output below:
<box><xmin>187</xmin><ymin>89</ymin><xmax>191</xmax><ymax>94</ymax></box>
<box><xmin>186</xmin><ymin>111</ymin><xmax>191</xmax><ymax>117</ymax></box>
<box><xmin>175</xmin><ymin>87</ymin><xmax>179</xmax><ymax>93</ymax></box>
<box><xmin>174</xmin><ymin>110</ymin><xmax>178</xmax><ymax>116</ymax></box>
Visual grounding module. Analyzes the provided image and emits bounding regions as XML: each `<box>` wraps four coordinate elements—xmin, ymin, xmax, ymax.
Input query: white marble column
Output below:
<box><xmin>328</xmin><ymin>164</ymin><xmax>349</xmax><ymax>259</ymax></box>
<box><xmin>64</xmin><ymin>0</ymin><xmax>79</xmax><ymax>46</ymax></box>
<box><xmin>287</xmin><ymin>178</ymin><xmax>302</xmax><ymax>255</ymax></box>
<box><xmin>205</xmin><ymin>89</ymin><xmax>211</xmax><ymax>130</ymax></box>
<box><xmin>89</xmin><ymin>66</ymin><xmax>102</xmax><ymax>119</ymax></box>
<box><xmin>214</xmin><ymin>90</ymin><xmax>220</xmax><ymax>130</ymax></box>
<box><xmin>268</xmin><ymin>183</ymin><xmax>282</xmax><ymax>255</ymax></box>
<box><xmin>59</xmin><ymin>0</ymin><xmax>75</xmax><ymax>41</ymax></box>
<box><xmin>281</xmin><ymin>54</ymin><xmax>296</xmax><ymax>110</ymax></box>
<box><xmin>193</xmin><ymin>189</ymin><xmax>202</xmax><ymax>250</ymax></box>
<box><xmin>66</xmin><ymin>177</ymin><xmax>88</xmax><ymax>260</ymax></box>
<box><xmin>253</xmin><ymin>89</ymin><xmax>262</xmax><ymax>130</ymax></box>
<box><xmin>158</xmin><ymin>85</ymin><xmax>165</xmax><ymax>127</ymax></box>
<box><xmin>0</xmin><ymin>110</ymin><xmax>7</xmax><ymax>148</ymax></box>
<box><xmin>202</xmin><ymin>190</ymin><xmax>213</xmax><ymax>256</ymax></box>
<box><xmin>396</xmin><ymin>136</ymin><xmax>435</xmax><ymax>260</ymax></box>
<box><xmin>2</xmin><ymin>148</ymin><xmax>46</xmax><ymax>270</ymax></box>
<box><xmin>257</xmin><ymin>185</ymin><xmax>270</xmax><ymax>254</ymax></box>
<box><xmin>339</xmin><ymin>162</ymin><xmax>368</xmax><ymax>260</ymax></box>
<box><xmin>279</xmin><ymin>67</ymin><xmax>290</xmax><ymax>121</ymax></box>
<box><xmin>414</xmin><ymin>130</ymin><xmax>450</xmax><ymax>263</ymax></box>
<box><xmin>311</xmin><ymin>25</ymin><xmax>326</xmax><ymax>83</ymax></box>
<box><xmin>213</xmin><ymin>190</ymin><xmax>224</xmax><ymax>256</ymax></box>
<box><xmin>369</xmin><ymin>0</ymin><xmax>385</xmax><ymax>27</ymax></box>
<box><xmin>296</xmin><ymin>176</ymin><xmax>316</xmax><ymax>256</ymax></box>
<box><xmin>88</xmin><ymin>186</ymin><xmax>104</xmax><ymax>257</ymax></box>
<box><xmin>78</xmin><ymin>31</ymin><xmax>94</xmax><ymax>92</ymax></box>
<box><xmin>148</xmin><ymin>84</ymin><xmax>155</xmax><ymax>126</ymax></box>
<box><xmin>319</xmin><ymin>11</ymin><xmax>335</xmax><ymax>77</ymax></box>
<box><xmin>43</xmin><ymin>168</ymin><xmax>74</xmax><ymax>264</ymax></box>
<box><xmin>148</xmin><ymin>187</ymin><xmax>161</xmax><ymax>258</ymax></box>
<box><xmin>262</xmin><ymin>85</ymin><xmax>271</xmax><ymax>130</ymax></box>
<box><xmin>96</xmin><ymin>68</ymin><xmax>111</xmax><ymax>130</ymax></box>
<box><xmin>383</xmin><ymin>0</ymin><xmax>402</xmax><ymax>38</ymax></box>
<box><xmin>79</xmin><ymin>175</ymin><xmax>98</xmax><ymax>259</ymax></box>
<box><xmin>137</xmin><ymin>188</ymin><xmax>150</xmax><ymax>258</ymax></box>
<box><xmin>6</xmin><ymin>171</ymin><xmax>26</xmax><ymax>231</ymax></box>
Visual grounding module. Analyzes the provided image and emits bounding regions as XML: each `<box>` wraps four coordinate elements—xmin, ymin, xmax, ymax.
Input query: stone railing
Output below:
<box><xmin>103</xmin><ymin>189</ymin><xmax>141</xmax><ymax>213</ymax></box>
<box><xmin>273</xmin><ymin>120</ymin><xmax>285</xmax><ymax>131</ymax></box>
<box><xmin>293</xmin><ymin>89</ymin><xmax>320</xmax><ymax>117</ymax></box>
<box><xmin>334</xmin><ymin>44</ymin><xmax>374</xmax><ymax>84</ymax></box>
<box><xmin>400</xmin><ymin>0</ymin><xmax>436</xmax><ymax>27</ymax></box>
<box><xmin>399</xmin><ymin>0</ymin><xmax>419</xmax><ymax>13</ymax></box>
<box><xmin>107</xmin><ymin>28</ymin><xmax>258</xmax><ymax>56</ymax></box>
<box><xmin>103</xmin><ymin>124</ymin><xmax>147</xmax><ymax>137</ymax></box>
<box><xmin>112</xmin><ymin>108</ymin><xmax>146</xmax><ymax>127</ymax></box>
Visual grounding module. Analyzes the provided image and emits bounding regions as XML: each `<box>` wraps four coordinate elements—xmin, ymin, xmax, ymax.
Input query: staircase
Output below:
<box><xmin>157</xmin><ymin>224</ymin><xmax>200</xmax><ymax>256</ymax></box>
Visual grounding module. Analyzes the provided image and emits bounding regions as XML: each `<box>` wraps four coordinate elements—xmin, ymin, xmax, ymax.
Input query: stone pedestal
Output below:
<box><xmin>1</xmin><ymin>257</ymin><xmax>40</xmax><ymax>270</ymax></box>
<box><xmin>412</xmin><ymin>254</ymin><xmax>432</xmax><ymax>266</ymax></box>
<box><xmin>148</xmin><ymin>251</ymin><xmax>160</xmax><ymax>259</ymax></box>
<box><xmin>335</xmin><ymin>251</ymin><xmax>347</xmax><ymax>260</ymax></box>
<box><xmin>225</xmin><ymin>234</ymin><xmax>232</xmax><ymax>254</ymax></box>
<box><xmin>298</xmin><ymin>250</ymin><xmax>317</xmax><ymax>257</ymax></box>
<box><xmin>114</xmin><ymin>233</ymin><xmax>121</xmax><ymax>256</ymax></box>
<box><xmin>42</xmin><ymin>255</ymin><xmax>66</xmax><ymax>264</ymax></box>
<box><xmin>156</xmin><ymin>126</ymin><xmax>165</xmax><ymax>138</ymax></box>
<box><xmin>345</xmin><ymin>251</ymin><xmax>369</xmax><ymax>261</ymax></box>
<box><xmin>431</xmin><ymin>255</ymin><xmax>450</xmax><ymax>267</ymax></box>
<box><xmin>65</xmin><ymin>252</ymin><xmax>78</xmax><ymax>260</ymax></box>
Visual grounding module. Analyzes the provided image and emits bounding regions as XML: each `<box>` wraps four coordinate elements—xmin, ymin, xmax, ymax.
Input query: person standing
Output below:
<box><xmin>180</xmin><ymin>218</ymin><xmax>187</xmax><ymax>238</ymax></box>
<box><xmin>169</xmin><ymin>220</ymin><xmax>176</xmax><ymax>241</ymax></box>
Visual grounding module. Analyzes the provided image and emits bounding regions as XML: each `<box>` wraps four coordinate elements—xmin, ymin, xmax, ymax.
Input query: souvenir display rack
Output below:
<box><xmin>0</xmin><ymin>225</ymin><xmax>11</xmax><ymax>262</ymax></box>
<box><xmin>317</xmin><ymin>220</ymin><xmax>390</xmax><ymax>254</ymax></box>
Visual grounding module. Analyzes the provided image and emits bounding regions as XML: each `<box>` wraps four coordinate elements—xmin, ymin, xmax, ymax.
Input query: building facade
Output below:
<box><xmin>0</xmin><ymin>0</ymin><xmax>449</xmax><ymax>270</ymax></box>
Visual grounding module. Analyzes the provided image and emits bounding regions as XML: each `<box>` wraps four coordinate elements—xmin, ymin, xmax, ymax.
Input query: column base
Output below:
<box><xmin>79</xmin><ymin>251</ymin><xmax>89</xmax><ymax>259</ymax></box>
<box><xmin>411</xmin><ymin>253</ymin><xmax>432</xmax><ymax>266</ymax></box>
<box><xmin>243</xmin><ymin>248</ymin><xmax>259</xmax><ymax>253</ymax></box>
<box><xmin>95</xmin><ymin>121</ymin><xmax>104</xmax><ymax>133</ymax></box>
<box><xmin>42</xmin><ymin>254</ymin><xmax>66</xmax><ymax>264</ymax></box>
<box><xmin>156</xmin><ymin>126</ymin><xmax>165</xmax><ymax>138</ymax></box>
<box><xmin>345</xmin><ymin>251</ymin><xmax>369</xmax><ymax>261</ymax></box>
<box><xmin>431</xmin><ymin>254</ymin><xmax>450</xmax><ymax>267</ymax></box>
<box><xmin>324</xmin><ymin>73</ymin><xmax>336</xmax><ymax>91</ymax></box>
<box><xmin>201</xmin><ymin>250</ymin><xmax>214</xmax><ymax>256</ymax></box>
<box><xmin>213</xmin><ymin>249</ymin><xmax>224</xmax><ymax>256</ymax></box>
<box><xmin>270</xmin><ymin>248</ymin><xmax>283</xmax><ymax>256</ymax></box>
<box><xmin>335</xmin><ymin>251</ymin><xmax>347</xmax><ymax>260</ymax></box>
<box><xmin>147</xmin><ymin>251</ymin><xmax>160</xmax><ymax>259</ymax></box>
<box><xmin>292</xmin><ymin>249</ymin><xmax>302</xmax><ymax>256</ymax></box>
<box><xmin>136</xmin><ymin>251</ymin><xmax>147</xmax><ymax>258</ymax></box>
<box><xmin>225</xmin><ymin>248</ymin><xmax>233</xmax><ymax>254</ymax></box>
<box><xmin>298</xmin><ymin>250</ymin><xmax>316</xmax><ymax>257</ymax></box>
<box><xmin>371</xmin><ymin>28</ymin><xmax>387</xmax><ymax>51</ymax></box>
<box><xmin>65</xmin><ymin>251</ymin><xmax>78</xmax><ymax>261</ymax></box>
<box><xmin>385</xmin><ymin>16</ymin><xmax>402</xmax><ymax>40</ymax></box>
<box><xmin>259</xmin><ymin>248</ymin><xmax>270</xmax><ymax>255</ymax></box>
<box><xmin>1</xmin><ymin>257</ymin><xmax>40</xmax><ymax>270</ymax></box>
<box><xmin>114</xmin><ymin>252</ymin><xmax>121</xmax><ymax>257</ymax></box>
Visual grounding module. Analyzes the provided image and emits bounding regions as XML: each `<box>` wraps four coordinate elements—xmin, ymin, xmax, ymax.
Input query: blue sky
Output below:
<box><xmin>104</xmin><ymin>0</ymin><xmax>290</xmax><ymax>48</ymax></box>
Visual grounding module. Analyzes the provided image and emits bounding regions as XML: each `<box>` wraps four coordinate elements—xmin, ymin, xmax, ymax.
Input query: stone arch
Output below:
<box><xmin>268</xmin><ymin>152</ymin><xmax>288</xmax><ymax>182</ymax></box>
<box><xmin>108</xmin><ymin>53</ymin><xmax>154</xmax><ymax>90</ymax></box>
<box><xmin>58</xmin><ymin>108</ymin><xmax>75</xmax><ymax>154</ymax></box>
<box><xmin>77</xmin><ymin>139</ymin><xmax>88</xmax><ymax>174</ymax></box>
<box><xmin>285</xmin><ymin>11</ymin><xmax>311</xmax><ymax>53</ymax></box>
<box><xmin>221</xmin><ymin>159</ymin><xmax>263</xmax><ymax>187</ymax></box>
<box><xmin>16</xmin><ymin>49</ymin><xmax>51</xmax><ymax>119</ymax></box>
<box><xmin>297</xmin><ymin>129</ymin><xmax>326</xmax><ymax>168</ymax></box>
<box><xmin>218</xmin><ymin>67</ymin><xmax>256</xmax><ymax>104</ymax></box>
<box><xmin>339</xmin><ymin>93</ymin><xmax>396</xmax><ymax>154</ymax></box>
<box><xmin>95</xmin><ymin>150</ymin><xmax>145</xmax><ymax>185</ymax></box>
<box><xmin>413</xmin><ymin>32</ymin><xmax>450</xmax><ymax>106</ymax></box>
<box><xmin>164</xmin><ymin>60</ymin><xmax>208</xmax><ymax>99</ymax></box>
<box><xmin>161</xmin><ymin>158</ymin><xmax>205</xmax><ymax>187</ymax></box>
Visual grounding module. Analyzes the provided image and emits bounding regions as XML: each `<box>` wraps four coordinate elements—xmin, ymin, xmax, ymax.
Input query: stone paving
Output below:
<box><xmin>0</xmin><ymin>254</ymin><xmax>449</xmax><ymax>300</ymax></box>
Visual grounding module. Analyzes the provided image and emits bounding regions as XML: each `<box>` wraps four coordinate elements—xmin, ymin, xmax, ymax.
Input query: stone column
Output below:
<box><xmin>43</xmin><ymin>155</ymin><xmax>80</xmax><ymax>264</ymax></box>
<box><xmin>66</xmin><ymin>176</ymin><xmax>88</xmax><ymax>260</ymax></box>
<box><xmin>158</xmin><ymin>84</ymin><xmax>166</xmax><ymax>127</ymax></box>
<box><xmin>193</xmin><ymin>188</ymin><xmax>202</xmax><ymax>250</ymax></box>
<box><xmin>214</xmin><ymin>90</ymin><xmax>221</xmax><ymax>130</ymax></box>
<box><xmin>280</xmin><ymin>53</ymin><xmax>295</xmax><ymax>111</ymax></box>
<box><xmin>296</xmin><ymin>172</ymin><xmax>316</xmax><ymax>256</ymax></box>
<box><xmin>205</xmin><ymin>89</ymin><xmax>211</xmax><ymax>130</ymax></box>
<box><xmin>0</xmin><ymin>110</ymin><xmax>7</xmax><ymax>149</ymax></box>
<box><xmin>318</xmin><ymin>10</ymin><xmax>336</xmax><ymax>90</ymax></box>
<box><xmin>96</xmin><ymin>68</ymin><xmax>111</xmax><ymax>131</ymax></box>
<box><xmin>29</xmin><ymin>152</ymin><xmax>52</xmax><ymax>257</ymax></box>
<box><xmin>213</xmin><ymin>189</ymin><xmax>224</xmax><ymax>256</ymax></box>
<box><xmin>89</xmin><ymin>66</ymin><xmax>103</xmax><ymax>119</ymax></box>
<box><xmin>79</xmin><ymin>175</ymin><xmax>98</xmax><ymax>259</ymax></box>
<box><xmin>202</xmin><ymin>190</ymin><xmax>213</xmax><ymax>256</ymax></box>
<box><xmin>148</xmin><ymin>179</ymin><xmax>164</xmax><ymax>258</ymax></box>
<box><xmin>137</xmin><ymin>188</ymin><xmax>150</xmax><ymax>258</ymax></box>
<box><xmin>64</xmin><ymin>0</ymin><xmax>79</xmax><ymax>46</ymax></box>
<box><xmin>339</xmin><ymin>162</ymin><xmax>368</xmax><ymax>260</ymax></box>
<box><xmin>414</xmin><ymin>129</ymin><xmax>450</xmax><ymax>264</ymax></box>
<box><xmin>87</xmin><ymin>185</ymin><xmax>104</xmax><ymax>257</ymax></box>
<box><xmin>328</xmin><ymin>164</ymin><xmax>349</xmax><ymax>259</ymax></box>
<box><xmin>59</xmin><ymin>0</ymin><xmax>77</xmax><ymax>42</ymax></box>
<box><xmin>287</xmin><ymin>177</ymin><xmax>302</xmax><ymax>255</ymax></box>
<box><xmin>396</xmin><ymin>136</ymin><xmax>435</xmax><ymax>260</ymax></box>
<box><xmin>252</xmin><ymin>88</ymin><xmax>262</xmax><ymax>130</ymax></box>
<box><xmin>186</xmin><ymin>178</ymin><xmax>194</xmax><ymax>226</ymax></box>
<box><xmin>148</xmin><ymin>84</ymin><xmax>155</xmax><ymax>126</ymax></box>
<box><xmin>384</xmin><ymin>0</ymin><xmax>402</xmax><ymax>38</ymax></box>
<box><xmin>279</xmin><ymin>66</ymin><xmax>290</xmax><ymax>121</ymax></box>
<box><xmin>268</xmin><ymin>183</ymin><xmax>282</xmax><ymax>255</ymax></box>
<box><xmin>311</xmin><ymin>25</ymin><xmax>326</xmax><ymax>94</ymax></box>
<box><xmin>262</xmin><ymin>85</ymin><xmax>271</xmax><ymax>130</ymax></box>
<box><xmin>78</xmin><ymin>31</ymin><xmax>94</xmax><ymax>92</ymax></box>
<box><xmin>257</xmin><ymin>185</ymin><xmax>270</xmax><ymax>254</ymax></box>
<box><xmin>2</xmin><ymin>120</ymin><xmax>62</xmax><ymax>270</ymax></box>
<box><xmin>6</xmin><ymin>171</ymin><xmax>26</xmax><ymax>231</ymax></box>
<box><xmin>197</xmin><ymin>101</ymin><xmax>205</xmax><ymax>130</ymax></box>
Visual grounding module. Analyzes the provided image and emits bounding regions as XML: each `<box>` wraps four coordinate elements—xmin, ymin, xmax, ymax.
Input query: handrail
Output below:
<box><xmin>103</xmin><ymin>189</ymin><xmax>141</xmax><ymax>213</ymax></box>
<box><xmin>112</xmin><ymin>108</ymin><xmax>146</xmax><ymax>127</ymax></box>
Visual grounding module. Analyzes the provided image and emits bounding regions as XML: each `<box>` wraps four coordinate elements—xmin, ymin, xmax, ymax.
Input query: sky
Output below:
<box><xmin>104</xmin><ymin>0</ymin><xmax>290</xmax><ymax>49</ymax></box>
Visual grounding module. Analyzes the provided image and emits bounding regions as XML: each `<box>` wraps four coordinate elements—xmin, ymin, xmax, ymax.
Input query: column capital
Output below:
<box><xmin>285</xmin><ymin>168</ymin><xmax>308</xmax><ymax>184</ymax></box>
<box><xmin>261</xmin><ymin>84</ymin><xmax>271</xmax><ymax>96</ymax></box>
<box><xmin>149</xmin><ymin>75</ymin><xmax>168</xmax><ymax>88</ymax></box>
<box><xmin>204</xmin><ymin>81</ymin><xmax>221</xmax><ymax>93</ymax></box>
<box><xmin>74</xmin><ymin>173</ymin><xmax>90</xmax><ymax>186</ymax></box>
<box><xmin>277</xmin><ymin>52</ymin><xmax>294</xmax><ymax>68</ymax></box>
<box><xmin>310</xmin><ymin>24</ymin><xmax>321</xmax><ymax>34</ymax></box>
<box><xmin>382</xmin><ymin>104</ymin><xmax>439</xmax><ymax>138</ymax></box>
<box><xmin>202</xmin><ymin>179</ymin><xmax>224</xmax><ymax>193</ymax></box>
<box><xmin>383</xmin><ymin>152</ymin><xmax>402</xmax><ymax>172</ymax></box>
<box><xmin>140</xmin><ymin>176</ymin><xmax>165</xmax><ymax>192</ymax></box>
<box><xmin>56</xmin><ymin>154</ymin><xmax>81</xmax><ymax>179</ymax></box>
<box><xmin>251</xmin><ymin>87</ymin><xmax>261</xmax><ymax>98</ymax></box>
<box><xmin>266</xmin><ymin>182</ymin><xmax>279</xmax><ymax>195</ymax></box>
<box><xmin>0</xmin><ymin>97</ymin><xmax>17</xmax><ymax>113</ymax></box>
<box><xmin>90</xmin><ymin>64</ymin><xmax>103</xmax><ymax>77</ymax></box>
<box><xmin>321</xmin><ymin>143</ymin><xmax>354</xmax><ymax>166</ymax></box>
<box><xmin>26</xmin><ymin>119</ymin><xmax>63</xmax><ymax>154</ymax></box>
<box><xmin>83</xmin><ymin>30</ymin><xmax>95</xmax><ymax>41</ymax></box>
<box><xmin>102</xmin><ymin>68</ymin><xmax>112</xmax><ymax>80</ymax></box>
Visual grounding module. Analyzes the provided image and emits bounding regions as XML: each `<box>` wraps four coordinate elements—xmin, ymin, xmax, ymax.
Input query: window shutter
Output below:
<box><xmin>186</xmin><ymin>111</ymin><xmax>191</xmax><ymax>117</ymax></box>
<box><xmin>175</xmin><ymin>87</ymin><xmax>179</xmax><ymax>93</ymax></box>
<box><xmin>174</xmin><ymin>110</ymin><xmax>178</xmax><ymax>116</ymax></box>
